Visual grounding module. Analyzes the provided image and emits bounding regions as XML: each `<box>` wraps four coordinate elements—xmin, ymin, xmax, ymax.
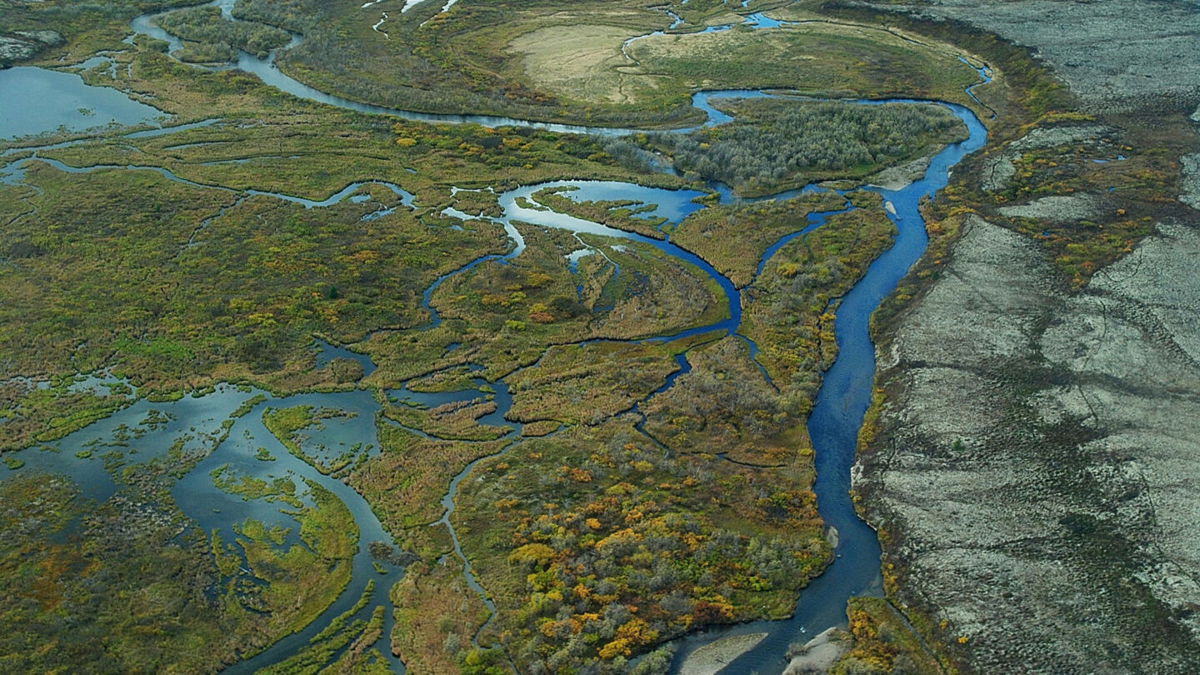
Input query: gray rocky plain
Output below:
<box><xmin>854</xmin><ymin>0</ymin><xmax>1200</xmax><ymax>671</ymax></box>
<box><xmin>860</xmin><ymin>0</ymin><xmax>1200</xmax><ymax>114</ymax></box>
<box><xmin>0</xmin><ymin>29</ymin><xmax>61</xmax><ymax>66</ymax></box>
<box><xmin>863</xmin><ymin>214</ymin><xmax>1200</xmax><ymax>672</ymax></box>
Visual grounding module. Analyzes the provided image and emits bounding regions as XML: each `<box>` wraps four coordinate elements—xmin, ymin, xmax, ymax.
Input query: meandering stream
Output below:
<box><xmin>0</xmin><ymin>4</ymin><xmax>990</xmax><ymax>673</ymax></box>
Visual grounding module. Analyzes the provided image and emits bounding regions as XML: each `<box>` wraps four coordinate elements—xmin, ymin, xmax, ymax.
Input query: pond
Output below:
<box><xmin>0</xmin><ymin>66</ymin><xmax>164</xmax><ymax>140</ymax></box>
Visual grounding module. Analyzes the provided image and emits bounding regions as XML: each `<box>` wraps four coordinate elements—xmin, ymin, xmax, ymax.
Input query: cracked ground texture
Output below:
<box><xmin>848</xmin><ymin>1</ymin><xmax>1200</xmax><ymax>670</ymax></box>
<box><xmin>861</xmin><ymin>213</ymin><xmax>1200</xmax><ymax>672</ymax></box>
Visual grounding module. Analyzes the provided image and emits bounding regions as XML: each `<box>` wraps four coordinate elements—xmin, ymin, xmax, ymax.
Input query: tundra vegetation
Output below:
<box><xmin>454</xmin><ymin>419</ymin><xmax>830</xmax><ymax>672</ymax></box>
<box><xmin>221</xmin><ymin>0</ymin><xmax>982</xmax><ymax>127</ymax></box>
<box><xmin>0</xmin><ymin>464</ymin><xmax>358</xmax><ymax>672</ymax></box>
<box><xmin>633</xmin><ymin>99</ymin><xmax>967</xmax><ymax>196</ymax></box>
<box><xmin>155</xmin><ymin>5</ymin><xmax>291</xmax><ymax>62</ymax></box>
<box><xmin>0</xmin><ymin>0</ymin><xmax>1156</xmax><ymax>672</ymax></box>
<box><xmin>0</xmin><ymin>0</ymin><xmax>190</xmax><ymax>64</ymax></box>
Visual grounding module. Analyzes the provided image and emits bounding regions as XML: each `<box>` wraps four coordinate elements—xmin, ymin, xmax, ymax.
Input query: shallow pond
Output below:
<box><xmin>0</xmin><ymin>67</ymin><xmax>163</xmax><ymax>140</ymax></box>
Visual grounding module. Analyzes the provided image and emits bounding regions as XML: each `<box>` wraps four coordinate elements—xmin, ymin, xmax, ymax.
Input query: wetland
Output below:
<box><xmin>4</xmin><ymin>0</ymin><xmax>1192</xmax><ymax>673</ymax></box>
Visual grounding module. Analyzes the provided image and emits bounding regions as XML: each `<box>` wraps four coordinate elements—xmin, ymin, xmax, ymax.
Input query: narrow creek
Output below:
<box><xmin>0</xmin><ymin>4</ymin><xmax>991</xmax><ymax>673</ymax></box>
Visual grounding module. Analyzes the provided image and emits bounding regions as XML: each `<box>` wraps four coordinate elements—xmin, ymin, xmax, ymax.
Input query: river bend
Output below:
<box><xmin>0</xmin><ymin>4</ymin><xmax>991</xmax><ymax>673</ymax></box>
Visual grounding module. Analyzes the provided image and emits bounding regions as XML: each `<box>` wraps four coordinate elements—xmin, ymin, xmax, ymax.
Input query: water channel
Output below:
<box><xmin>0</xmin><ymin>3</ymin><xmax>990</xmax><ymax>672</ymax></box>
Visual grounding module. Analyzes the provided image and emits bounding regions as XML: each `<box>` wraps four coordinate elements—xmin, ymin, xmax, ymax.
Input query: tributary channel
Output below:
<box><xmin>0</xmin><ymin>4</ymin><xmax>989</xmax><ymax>672</ymax></box>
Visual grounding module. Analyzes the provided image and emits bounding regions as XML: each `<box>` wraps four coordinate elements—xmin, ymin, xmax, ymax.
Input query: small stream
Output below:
<box><xmin>0</xmin><ymin>3</ymin><xmax>992</xmax><ymax>673</ymax></box>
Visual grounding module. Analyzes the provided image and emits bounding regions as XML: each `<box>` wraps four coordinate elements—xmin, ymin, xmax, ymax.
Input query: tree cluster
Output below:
<box><xmin>642</xmin><ymin>99</ymin><xmax>965</xmax><ymax>194</ymax></box>
<box><xmin>157</xmin><ymin>5</ymin><xmax>290</xmax><ymax>61</ymax></box>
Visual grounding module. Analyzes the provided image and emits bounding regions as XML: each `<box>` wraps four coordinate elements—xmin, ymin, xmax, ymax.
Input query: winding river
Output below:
<box><xmin>0</xmin><ymin>3</ymin><xmax>990</xmax><ymax>673</ymax></box>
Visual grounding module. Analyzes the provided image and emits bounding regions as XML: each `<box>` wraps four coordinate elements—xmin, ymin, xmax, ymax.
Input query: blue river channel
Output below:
<box><xmin>0</xmin><ymin>3</ymin><xmax>990</xmax><ymax>672</ymax></box>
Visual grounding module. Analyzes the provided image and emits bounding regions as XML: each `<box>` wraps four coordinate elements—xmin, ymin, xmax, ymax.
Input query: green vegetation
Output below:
<box><xmin>638</xmin><ymin>205</ymin><xmax>894</xmax><ymax>467</ymax></box>
<box><xmin>0</xmin><ymin>464</ymin><xmax>355</xmax><ymax>672</ymax></box>
<box><xmin>613</xmin><ymin>15</ymin><xmax>978</xmax><ymax>116</ymax></box>
<box><xmin>0</xmin><ymin>38</ymin><xmax>722</xmax><ymax>446</ymax></box>
<box><xmin>0</xmin><ymin>374</ymin><xmax>132</xmax><ymax>451</ymax></box>
<box><xmin>384</xmin><ymin>396</ymin><xmax>511</xmax><ymax>442</ymax></box>
<box><xmin>533</xmin><ymin>186</ymin><xmax>670</xmax><ymax>239</ymax></box>
<box><xmin>0</xmin><ymin>0</ymin><xmax>1108</xmax><ymax>670</ymax></box>
<box><xmin>670</xmin><ymin>190</ymin><xmax>851</xmax><ymax>286</ymax></box>
<box><xmin>878</xmin><ymin>103</ymin><xmax>1192</xmax><ymax>302</ymax></box>
<box><xmin>817</xmin><ymin>1</ymin><xmax>1200</xmax><ymax>669</ymax></box>
<box><xmin>818</xmin><ymin>0</ymin><xmax>1072</xmax><ymax>124</ymax></box>
<box><xmin>830</xmin><ymin>597</ymin><xmax>954</xmax><ymax>674</ymax></box>
<box><xmin>360</xmin><ymin>224</ymin><xmax>726</xmax><ymax>386</ymax></box>
<box><xmin>987</xmin><ymin>132</ymin><xmax>1174</xmax><ymax>285</ymax></box>
<box><xmin>505</xmin><ymin>338</ymin><xmax>709</xmax><ymax>425</ymax></box>
<box><xmin>816</xmin><ymin>0</ymin><xmax>1190</xmax><ymax>300</ymax></box>
<box><xmin>261</xmin><ymin>581</ymin><xmax>392</xmax><ymax>674</ymax></box>
<box><xmin>237</xmin><ymin>0</ymin><xmax>694</xmax><ymax>127</ymax></box>
<box><xmin>0</xmin><ymin>0</ymin><xmax>192</xmax><ymax>66</ymax></box>
<box><xmin>350</xmin><ymin>420</ymin><xmax>509</xmax><ymax>531</ymax></box>
<box><xmin>232</xmin><ymin>393</ymin><xmax>269</xmax><ymax>418</ymax></box>
<box><xmin>0</xmin><ymin>148</ymin><xmax>509</xmax><ymax>449</ymax></box>
<box><xmin>231</xmin><ymin>477</ymin><xmax>360</xmax><ymax>638</ymax></box>
<box><xmin>156</xmin><ymin>5</ymin><xmax>290</xmax><ymax>62</ymax></box>
<box><xmin>216</xmin><ymin>0</ymin><xmax>979</xmax><ymax>128</ymax></box>
<box><xmin>743</xmin><ymin>207</ymin><xmax>896</xmax><ymax>401</ymax></box>
<box><xmin>263</xmin><ymin>405</ymin><xmax>365</xmax><ymax>474</ymax></box>
<box><xmin>405</xmin><ymin>366</ymin><xmax>485</xmax><ymax>394</ymax></box>
<box><xmin>391</xmin><ymin>560</ymin><xmax>492</xmax><ymax>674</ymax></box>
<box><xmin>635</xmin><ymin>99</ymin><xmax>966</xmax><ymax>196</ymax></box>
<box><xmin>642</xmin><ymin>336</ymin><xmax>802</xmax><ymax>465</ymax></box>
<box><xmin>173</xmin><ymin>39</ymin><xmax>238</xmax><ymax>64</ymax></box>
<box><xmin>0</xmin><ymin>473</ymin><xmax>239</xmax><ymax>672</ymax></box>
<box><xmin>211</xmin><ymin>464</ymin><xmax>300</xmax><ymax>504</ymax></box>
<box><xmin>455</xmin><ymin>420</ymin><xmax>830</xmax><ymax>672</ymax></box>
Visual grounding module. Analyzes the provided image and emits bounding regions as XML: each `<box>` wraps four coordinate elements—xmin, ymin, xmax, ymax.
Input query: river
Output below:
<box><xmin>0</xmin><ymin>3</ymin><xmax>990</xmax><ymax>673</ymax></box>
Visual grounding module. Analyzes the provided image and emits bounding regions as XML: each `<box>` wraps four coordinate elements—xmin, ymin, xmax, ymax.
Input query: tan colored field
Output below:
<box><xmin>508</xmin><ymin>24</ymin><xmax>654</xmax><ymax>104</ymax></box>
<box><xmin>507</xmin><ymin>17</ymin><xmax>979</xmax><ymax>109</ymax></box>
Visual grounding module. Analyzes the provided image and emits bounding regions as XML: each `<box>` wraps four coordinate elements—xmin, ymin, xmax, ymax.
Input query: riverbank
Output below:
<box><xmin>853</xmin><ymin>0</ymin><xmax>1200</xmax><ymax>670</ymax></box>
<box><xmin>0</xmin><ymin>1</ymin><xmax>1005</xmax><ymax>672</ymax></box>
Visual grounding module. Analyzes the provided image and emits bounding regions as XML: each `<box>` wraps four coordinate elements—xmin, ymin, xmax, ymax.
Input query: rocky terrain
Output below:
<box><xmin>1183</xmin><ymin>107</ymin><xmax>1200</xmax><ymax>210</ymax></box>
<box><xmin>862</xmin><ymin>0</ymin><xmax>1200</xmax><ymax>114</ymax></box>
<box><xmin>863</xmin><ymin>214</ymin><xmax>1200</xmax><ymax>671</ymax></box>
<box><xmin>856</xmin><ymin>0</ymin><xmax>1200</xmax><ymax>671</ymax></box>
<box><xmin>0</xmin><ymin>29</ymin><xmax>61</xmax><ymax>65</ymax></box>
